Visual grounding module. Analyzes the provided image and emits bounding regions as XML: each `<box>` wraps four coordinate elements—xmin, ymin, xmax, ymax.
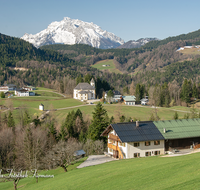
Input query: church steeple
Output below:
<box><xmin>90</xmin><ymin>78</ymin><xmax>95</xmax><ymax>87</ymax></box>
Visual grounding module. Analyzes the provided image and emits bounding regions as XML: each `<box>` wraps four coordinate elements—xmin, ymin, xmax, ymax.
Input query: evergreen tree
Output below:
<box><xmin>135</xmin><ymin>84</ymin><xmax>141</xmax><ymax>101</ymax></box>
<box><xmin>173</xmin><ymin>112</ymin><xmax>179</xmax><ymax>120</ymax></box>
<box><xmin>0</xmin><ymin>92</ymin><xmax>5</xmax><ymax>98</ymax></box>
<box><xmin>88</xmin><ymin>102</ymin><xmax>109</xmax><ymax>141</ymax></box>
<box><xmin>181</xmin><ymin>79</ymin><xmax>190</xmax><ymax>103</ymax></box>
<box><xmin>7</xmin><ymin>111</ymin><xmax>15</xmax><ymax>131</ymax></box>
<box><xmin>76</xmin><ymin>74</ymin><xmax>83</xmax><ymax>84</ymax></box>
<box><xmin>84</xmin><ymin>73</ymin><xmax>92</xmax><ymax>83</ymax></box>
<box><xmin>58</xmin><ymin>123</ymin><xmax>68</xmax><ymax>141</ymax></box>
<box><xmin>32</xmin><ymin>116</ymin><xmax>41</xmax><ymax>127</ymax></box>
<box><xmin>48</xmin><ymin>121</ymin><xmax>57</xmax><ymax>141</ymax></box>
<box><xmin>192</xmin><ymin>83</ymin><xmax>198</xmax><ymax>99</ymax></box>
<box><xmin>23</xmin><ymin>110</ymin><xmax>31</xmax><ymax>126</ymax></box>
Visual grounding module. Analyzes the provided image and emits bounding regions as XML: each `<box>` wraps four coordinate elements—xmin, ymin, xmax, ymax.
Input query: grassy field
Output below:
<box><xmin>0</xmin><ymin>86</ymin><xmax>196</xmax><ymax>126</ymax></box>
<box><xmin>53</xmin><ymin>104</ymin><xmax>188</xmax><ymax>124</ymax></box>
<box><xmin>1</xmin><ymin>152</ymin><xmax>200</xmax><ymax>189</ymax></box>
<box><xmin>178</xmin><ymin>47</ymin><xmax>200</xmax><ymax>55</ymax></box>
<box><xmin>91</xmin><ymin>59</ymin><xmax>122</xmax><ymax>74</ymax></box>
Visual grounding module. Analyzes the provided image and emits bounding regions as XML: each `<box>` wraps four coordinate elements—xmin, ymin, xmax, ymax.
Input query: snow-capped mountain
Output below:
<box><xmin>21</xmin><ymin>17</ymin><xmax>124</xmax><ymax>49</ymax></box>
<box><xmin>117</xmin><ymin>38</ymin><xmax>159</xmax><ymax>49</ymax></box>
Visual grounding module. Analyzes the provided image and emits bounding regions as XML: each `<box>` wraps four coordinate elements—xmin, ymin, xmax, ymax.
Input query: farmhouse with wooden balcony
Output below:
<box><xmin>101</xmin><ymin>119</ymin><xmax>200</xmax><ymax>159</ymax></box>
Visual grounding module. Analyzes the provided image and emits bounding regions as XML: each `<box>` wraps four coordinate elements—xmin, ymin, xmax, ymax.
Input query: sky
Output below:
<box><xmin>1</xmin><ymin>0</ymin><xmax>200</xmax><ymax>42</ymax></box>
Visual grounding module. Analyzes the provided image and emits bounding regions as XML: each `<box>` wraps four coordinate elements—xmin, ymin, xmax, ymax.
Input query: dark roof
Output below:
<box><xmin>107</xmin><ymin>121</ymin><xmax>165</xmax><ymax>143</ymax></box>
<box><xmin>74</xmin><ymin>83</ymin><xmax>95</xmax><ymax>90</ymax></box>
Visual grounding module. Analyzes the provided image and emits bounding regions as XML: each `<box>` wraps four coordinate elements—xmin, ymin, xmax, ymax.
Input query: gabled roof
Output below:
<box><xmin>101</xmin><ymin>121</ymin><xmax>164</xmax><ymax>143</ymax></box>
<box><xmin>154</xmin><ymin>119</ymin><xmax>200</xmax><ymax>139</ymax></box>
<box><xmin>122</xmin><ymin>96</ymin><xmax>136</xmax><ymax>102</ymax></box>
<box><xmin>74</xmin><ymin>83</ymin><xmax>95</xmax><ymax>90</ymax></box>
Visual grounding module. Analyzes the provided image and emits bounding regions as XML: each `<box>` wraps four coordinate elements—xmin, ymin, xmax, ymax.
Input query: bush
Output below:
<box><xmin>0</xmin><ymin>92</ymin><xmax>5</xmax><ymax>98</ymax></box>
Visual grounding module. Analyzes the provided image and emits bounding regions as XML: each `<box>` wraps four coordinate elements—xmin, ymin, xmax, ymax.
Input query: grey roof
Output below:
<box><xmin>4</xmin><ymin>84</ymin><xmax>16</xmax><ymax>87</ymax></box>
<box><xmin>74</xmin><ymin>83</ymin><xmax>95</xmax><ymax>90</ymax></box>
<box><xmin>78</xmin><ymin>90</ymin><xmax>91</xmax><ymax>94</ymax></box>
<box><xmin>110</xmin><ymin>121</ymin><xmax>165</xmax><ymax>143</ymax></box>
<box><xmin>74</xmin><ymin>149</ymin><xmax>86</xmax><ymax>156</ymax></box>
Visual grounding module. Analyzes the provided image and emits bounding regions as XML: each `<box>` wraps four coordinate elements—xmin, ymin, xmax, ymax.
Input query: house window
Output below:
<box><xmin>134</xmin><ymin>153</ymin><xmax>140</xmax><ymax>158</ymax></box>
<box><xmin>109</xmin><ymin>148</ymin><xmax>113</xmax><ymax>153</ymax></box>
<box><xmin>145</xmin><ymin>152</ymin><xmax>151</xmax><ymax>157</ymax></box>
<box><xmin>145</xmin><ymin>141</ymin><xmax>151</xmax><ymax>146</ymax></box>
<box><xmin>119</xmin><ymin>142</ymin><xmax>125</xmax><ymax>147</ymax></box>
<box><xmin>76</xmin><ymin>94</ymin><xmax>78</xmax><ymax>97</ymax></box>
<box><xmin>154</xmin><ymin>151</ymin><xmax>160</xmax><ymax>155</ymax></box>
<box><xmin>108</xmin><ymin>139</ymin><xmax>113</xmax><ymax>144</ymax></box>
<box><xmin>134</xmin><ymin>142</ymin><xmax>140</xmax><ymax>147</ymax></box>
<box><xmin>154</xmin><ymin>141</ymin><xmax>160</xmax><ymax>145</ymax></box>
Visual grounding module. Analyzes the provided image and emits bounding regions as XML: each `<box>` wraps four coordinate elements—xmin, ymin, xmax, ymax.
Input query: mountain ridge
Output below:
<box><xmin>21</xmin><ymin>17</ymin><xmax>124</xmax><ymax>49</ymax></box>
<box><xmin>117</xmin><ymin>38</ymin><xmax>159</xmax><ymax>49</ymax></box>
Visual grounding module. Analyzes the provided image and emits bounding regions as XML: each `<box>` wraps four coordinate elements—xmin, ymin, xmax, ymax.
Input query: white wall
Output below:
<box><xmin>126</xmin><ymin>140</ymin><xmax>165</xmax><ymax>158</ymax></box>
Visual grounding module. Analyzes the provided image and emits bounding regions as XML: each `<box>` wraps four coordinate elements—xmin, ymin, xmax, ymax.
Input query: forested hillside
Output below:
<box><xmin>0</xmin><ymin>33</ymin><xmax>132</xmax><ymax>97</ymax></box>
<box><xmin>41</xmin><ymin>30</ymin><xmax>200</xmax><ymax>75</ymax></box>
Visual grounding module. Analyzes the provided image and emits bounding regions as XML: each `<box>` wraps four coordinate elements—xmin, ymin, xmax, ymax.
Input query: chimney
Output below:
<box><xmin>164</xmin><ymin>128</ymin><xmax>166</xmax><ymax>133</ymax></box>
<box><xmin>136</xmin><ymin>121</ymin><xmax>139</xmax><ymax>127</ymax></box>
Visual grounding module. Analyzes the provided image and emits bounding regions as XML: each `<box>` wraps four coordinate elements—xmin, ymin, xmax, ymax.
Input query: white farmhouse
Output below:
<box><xmin>15</xmin><ymin>89</ymin><xmax>35</xmax><ymax>96</ymax></box>
<box><xmin>101</xmin><ymin>121</ymin><xmax>165</xmax><ymax>159</ymax></box>
<box><xmin>101</xmin><ymin>119</ymin><xmax>200</xmax><ymax>159</ymax></box>
<box><xmin>0</xmin><ymin>84</ymin><xmax>17</xmax><ymax>92</ymax></box>
<box><xmin>73</xmin><ymin>78</ymin><xmax>95</xmax><ymax>101</ymax></box>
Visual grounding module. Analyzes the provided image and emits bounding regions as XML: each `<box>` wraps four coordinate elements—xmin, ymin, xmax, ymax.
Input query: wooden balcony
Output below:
<box><xmin>108</xmin><ymin>133</ymin><xmax>120</xmax><ymax>141</ymax></box>
<box><xmin>108</xmin><ymin>143</ymin><xmax>118</xmax><ymax>151</ymax></box>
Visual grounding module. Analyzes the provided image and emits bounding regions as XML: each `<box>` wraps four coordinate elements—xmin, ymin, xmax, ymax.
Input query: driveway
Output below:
<box><xmin>77</xmin><ymin>155</ymin><xmax>115</xmax><ymax>168</ymax></box>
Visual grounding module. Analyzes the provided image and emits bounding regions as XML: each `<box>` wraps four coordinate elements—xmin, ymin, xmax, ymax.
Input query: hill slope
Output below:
<box><xmin>1</xmin><ymin>152</ymin><xmax>200</xmax><ymax>189</ymax></box>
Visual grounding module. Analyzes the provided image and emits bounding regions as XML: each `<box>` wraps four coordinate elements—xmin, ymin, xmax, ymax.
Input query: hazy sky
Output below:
<box><xmin>1</xmin><ymin>0</ymin><xmax>200</xmax><ymax>42</ymax></box>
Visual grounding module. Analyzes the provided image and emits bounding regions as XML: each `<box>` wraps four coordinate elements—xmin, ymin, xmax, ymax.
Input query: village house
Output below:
<box><xmin>0</xmin><ymin>84</ymin><xmax>17</xmax><ymax>92</ymax></box>
<box><xmin>73</xmin><ymin>78</ymin><xmax>95</xmax><ymax>101</ymax></box>
<box><xmin>101</xmin><ymin>119</ymin><xmax>200</xmax><ymax>159</ymax></box>
<box><xmin>140</xmin><ymin>96</ymin><xmax>149</xmax><ymax>105</ymax></box>
<box><xmin>15</xmin><ymin>89</ymin><xmax>35</xmax><ymax>96</ymax></box>
<box><xmin>122</xmin><ymin>95</ymin><xmax>136</xmax><ymax>105</ymax></box>
<box><xmin>22</xmin><ymin>85</ymin><xmax>36</xmax><ymax>91</ymax></box>
<box><xmin>104</xmin><ymin>90</ymin><xmax>122</xmax><ymax>102</ymax></box>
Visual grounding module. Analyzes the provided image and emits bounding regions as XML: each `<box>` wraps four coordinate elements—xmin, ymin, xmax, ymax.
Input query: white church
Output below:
<box><xmin>73</xmin><ymin>78</ymin><xmax>96</xmax><ymax>101</ymax></box>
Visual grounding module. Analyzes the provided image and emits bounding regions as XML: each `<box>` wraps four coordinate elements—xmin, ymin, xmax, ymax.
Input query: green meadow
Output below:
<box><xmin>1</xmin><ymin>152</ymin><xmax>200</xmax><ymax>190</ymax></box>
<box><xmin>0</xmin><ymin>87</ymin><xmax>194</xmax><ymax>126</ymax></box>
<box><xmin>54</xmin><ymin>104</ymin><xmax>187</xmax><ymax>123</ymax></box>
<box><xmin>91</xmin><ymin>59</ymin><xmax>122</xmax><ymax>74</ymax></box>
